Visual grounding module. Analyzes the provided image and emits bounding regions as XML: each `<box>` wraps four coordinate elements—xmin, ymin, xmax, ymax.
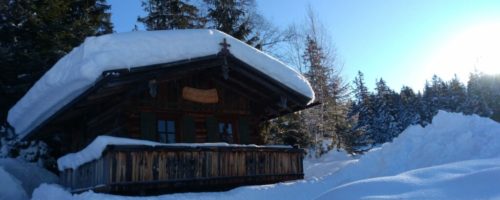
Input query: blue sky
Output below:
<box><xmin>108</xmin><ymin>0</ymin><xmax>500</xmax><ymax>92</ymax></box>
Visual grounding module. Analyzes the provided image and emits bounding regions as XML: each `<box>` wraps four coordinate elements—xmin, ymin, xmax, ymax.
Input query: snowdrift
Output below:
<box><xmin>320</xmin><ymin>110</ymin><xmax>500</xmax><ymax>185</ymax></box>
<box><xmin>0</xmin><ymin>167</ymin><xmax>28</xmax><ymax>200</ymax></box>
<box><xmin>0</xmin><ymin>158</ymin><xmax>58</xmax><ymax>200</ymax></box>
<box><xmin>30</xmin><ymin>111</ymin><xmax>500</xmax><ymax>199</ymax></box>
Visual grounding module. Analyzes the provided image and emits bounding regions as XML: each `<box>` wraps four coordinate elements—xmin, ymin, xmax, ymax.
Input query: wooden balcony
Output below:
<box><xmin>60</xmin><ymin>144</ymin><xmax>305</xmax><ymax>195</ymax></box>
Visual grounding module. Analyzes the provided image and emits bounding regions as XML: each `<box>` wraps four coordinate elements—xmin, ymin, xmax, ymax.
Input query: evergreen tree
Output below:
<box><xmin>398</xmin><ymin>86</ymin><xmax>421</xmax><ymax>129</ymax></box>
<box><xmin>420</xmin><ymin>81</ymin><xmax>434</xmax><ymax>125</ymax></box>
<box><xmin>301</xmin><ymin>36</ymin><xmax>332</xmax><ymax>155</ymax></box>
<box><xmin>477</xmin><ymin>74</ymin><xmax>500</xmax><ymax>121</ymax></box>
<box><xmin>343</xmin><ymin>72</ymin><xmax>500</xmax><ymax>154</ymax></box>
<box><xmin>300</xmin><ymin>35</ymin><xmax>350</xmax><ymax>156</ymax></box>
<box><xmin>462</xmin><ymin>72</ymin><xmax>494</xmax><ymax>118</ymax></box>
<box><xmin>372</xmin><ymin>78</ymin><xmax>401</xmax><ymax>143</ymax></box>
<box><xmin>421</xmin><ymin>75</ymin><xmax>448</xmax><ymax>124</ymax></box>
<box><xmin>268</xmin><ymin>7</ymin><xmax>349</xmax><ymax>155</ymax></box>
<box><xmin>332</xmin><ymin>100</ymin><xmax>357</xmax><ymax>153</ymax></box>
<box><xmin>0</xmin><ymin>0</ymin><xmax>113</xmax><ymax>121</ymax></box>
<box><xmin>329</xmin><ymin>76</ymin><xmax>352</xmax><ymax>150</ymax></box>
<box><xmin>348</xmin><ymin>71</ymin><xmax>375</xmax><ymax>152</ymax></box>
<box><xmin>1</xmin><ymin>0</ymin><xmax>112</xmax><ymax>171</ymax></box>
<box><xmin>447</xmin><ymin>75</ymin><xmax>467</xmax><ymax>113</ymax></box>
<box><xmin>431</xmin><ymin>75</ymin><xmax>449</xmax><ymax>109</ymax></box>
<box><xmin>203</xmin><ymin>0</ymin><xmax>259</xmax><ymax>45</ymax></box>
<box><xmin>138</xmin><ymin>0</ymin><xmax>204</xmax><ymax>30</ymax></box>
<box><xmin>263</xmin><ymin>113</ymin><xmax>311</xmax><ymax>148</ymax></box>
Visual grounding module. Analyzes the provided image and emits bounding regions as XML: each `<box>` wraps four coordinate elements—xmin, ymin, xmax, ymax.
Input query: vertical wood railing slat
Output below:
<box><xmin>62</xmin><ymin>146</ymin><xmax>305</xmax><ymax>193</ymax></box>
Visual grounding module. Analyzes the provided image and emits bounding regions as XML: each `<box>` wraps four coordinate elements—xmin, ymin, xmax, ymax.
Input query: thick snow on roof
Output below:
<box><xmin>8</xmin><ymin>29</ymin><xmax>314</xmax><ymax>138</ymax></box>
<box><xmin>57</xmin><ymin>135</ymin><xmax>291</xmax><ymax>171</ymax></box>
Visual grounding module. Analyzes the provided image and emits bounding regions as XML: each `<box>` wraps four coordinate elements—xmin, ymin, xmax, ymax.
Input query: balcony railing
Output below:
<box><xmin>60</xmin><ymin>144</ymin><xmax>304</xmax><ymax>194</ymax></box>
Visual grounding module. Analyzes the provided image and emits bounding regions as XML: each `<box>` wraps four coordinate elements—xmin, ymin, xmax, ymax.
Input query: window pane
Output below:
<box><xmin>166</xmin><ymin>120</ymin><xmax>175</xmax><ymax>133</ymax></box>
<box><xmin>159</xmin><ymin>133</ymin><xmax>167</xmax><ymax>143</ymax></box>
<box><xmin>167</xmin><ymin>133</ymin><xmax>176</xmax><ymax>143</ymax></box>
<box><xmin>218</xmin><ymin>123</ymin><xmax>225</xmax><ymax>133</ymax></box>
<box><xmin>227</xmin><ymin>123</ymin><xmax>233</xmax><ymax>135</ymax></box>
<box><xmin>157</xmin><ymin>120</ymin><xmax>166</xmax><ymax>132</ymax></box>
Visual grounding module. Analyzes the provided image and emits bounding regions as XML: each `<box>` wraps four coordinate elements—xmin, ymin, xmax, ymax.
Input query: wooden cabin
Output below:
<box><xmin>7</xmin><ymin>30</ymin><xmax>316</xmax><ymax>194</ymax></box>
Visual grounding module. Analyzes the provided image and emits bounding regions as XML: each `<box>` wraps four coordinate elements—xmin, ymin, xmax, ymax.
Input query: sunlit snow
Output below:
<box><xmin>27</xmin><ymin>111</ymin><xmax>500</xmax><ymax>200</ymax></box>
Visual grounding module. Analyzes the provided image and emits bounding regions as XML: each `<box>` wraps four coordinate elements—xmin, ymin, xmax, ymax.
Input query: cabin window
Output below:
<box><xmin>158</xmin><ymin>120</ymin><xmax>176</xmax><ymax>143</ymax></box>
<box><xmin>218</xmin><ymin>122</ymin><xmax>233</xmax><ymax>143</ymax></box>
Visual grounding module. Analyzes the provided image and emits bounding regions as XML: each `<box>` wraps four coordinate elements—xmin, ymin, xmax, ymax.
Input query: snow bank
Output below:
<box><xmin>57</xmin><ymin>135</ymin><xmax>291</xmax><ymax>171</ymax></box>
<box><xmin>0</xmin><ymin>158</ymin><xmax>58</xmax><ymax>198</ymax></box>
<box><xmin>0</xmin><ymin>167</ymin><xmax>28</xmax><ymax>200</ymax></box>
<box><xmin>8</xmin><ymin>29</ymin><xmax>314</xmax><ymax>138</ymax></box>
<box><xmin>32</xmin><ymin>184</ymin><xmax>73</xmax><ymax>200</ymax></box>
<box><xmin>330</xmin><ymin>110</ymin><xmax>500</xmax><ymax>182</ymax></box>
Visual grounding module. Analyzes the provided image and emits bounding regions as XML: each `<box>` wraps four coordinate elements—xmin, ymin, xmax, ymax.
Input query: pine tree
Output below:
<box><xmin>348</xmin><ymin>71</ymin><xmax>375</xmax><ymax>152</ymax></box>
<box><xmin>474</xmin><ymin>73</ymin><xmax>500</xmax><ymax>121</ymax></box>
<box><xmin>1</xmin><ymin>0</ymin><xmax>113</xmax><ymax>171</ymax></box>
<box><xmin>398</xmin><ymin>86</ymin><xmax>421</xmax><ymax>129</ymax></box>
<box><xmin>301</xmin><ymin>36</ymin><xmax>332</xmax><ymax>156</ymax></box>
<box><xmin>303</xmin><ymin>36</ymin><xmax>330</xmax><ymax>104</ymax></box>
<box><xmin>421</xmin><ymin>75</ymin><xmax>448</xmax><ymax>124</ymax></box>
<box><xmin>300</xmin><ymin>34</ymin><xmax>352</xmax><ymax>156</ymax></box>
<box><xmin>329</xmin><ymin>75</ymin><xmax>352</xmax><ymax>150</ymax></box>
<box><xmin>462</xmin><ymin>72</ymin><xmax>493</xmax><ymax>117</ymax></box>
<box><xmin>372</xmin><ymin>78</ymin><xmax>401</xmax><ymax>143</ymax></box>
<box><xmin>447</xmin><ymin>75</ymin><xmax>467</xmax><ymax>113</ymax></box>
<box><xmin>138</xmin><ymin>0</ymin><xmax>204</xmax><ymax>30</ymax></box>
<box><xmin>0</xmin><ymin>0</ymin><xmax>113</xmax><ymax>122</ymax></box>
<box><xmin>265</xmin><ymin>7</ymin><xmax>349</xmax><ymax>155</ymax></box>
<box><xmin>420</xmin><ymin>81</ymin><xmax>434</xmax><ymax>125</ymax></box>
<box><xmin>203</xmin><ymin>0</ymin><xmax>259</xmax><ymax>45</ymax></box>
<box><xmin>263</xmin><ymin>113</ymin><xmax>311</xmax><ymax>148</ymax></box>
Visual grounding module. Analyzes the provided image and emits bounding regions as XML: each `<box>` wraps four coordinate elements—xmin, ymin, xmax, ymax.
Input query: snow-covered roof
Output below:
<box><xmin>8</xmin><ymin>29</ymin><xmax>314</xmax><ymax>138</ymax></box>
<box><xmin>57</xmin><ymin>135</ymin><xmax>292</xmax><ymax>171</ymax></box>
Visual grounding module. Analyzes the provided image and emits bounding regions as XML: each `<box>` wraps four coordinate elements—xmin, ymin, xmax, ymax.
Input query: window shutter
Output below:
<box><xmin>140</xmin><ymin>112</ymin><xmax>156</xmax><ymax>141</ymax></box>
<box><xmin>181</xmin><ymin>115</ymin><xmax>196</xmax><ymax>142</ymax></box>
<box><xmin>238</xmin><ymin>117</ymin><xmax>250</xmax><ymax>144</ymax></box>
<box><xmin>206</xmin><ymin>116</ymin><xmax>219</xmax><ymax>142</ymax></box>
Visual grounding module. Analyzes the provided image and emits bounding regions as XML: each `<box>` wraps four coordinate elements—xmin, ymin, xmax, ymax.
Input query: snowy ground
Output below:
<box><xmin>0</xmin><ymin>158</ymin><xmax>58</xmax><ymax>200</ymax></box>
<box><xmin>5</xmin><ymin>111</ymin><xmax>500</xmax><ymax>200</ymax></box>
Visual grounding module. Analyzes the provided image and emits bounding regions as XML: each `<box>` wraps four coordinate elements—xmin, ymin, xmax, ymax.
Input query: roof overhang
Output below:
<box><xmin>8</xmin><ymin>30</ymin><xmax>315</xmax><ymax>139</ymax></box>
<box><xmin>21</xmin><ymin>53</ymin><xmax>314</xmax><ymax>140</ymax></box>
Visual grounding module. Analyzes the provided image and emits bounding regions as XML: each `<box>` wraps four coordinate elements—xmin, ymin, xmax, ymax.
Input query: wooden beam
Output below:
<box><xmin>211</xmin><ymin>78</ymin><xmax>268</xmax><ymax>105</ymax></box>
<box><xmin>86</xmin><ymin>101</ymin><xmax>125</xmax><ymax>128</ymax></box>
<box><xmin>226</xmin><ymin>76</ymin><xmax>274</xmax><ymax>101</ymax></box>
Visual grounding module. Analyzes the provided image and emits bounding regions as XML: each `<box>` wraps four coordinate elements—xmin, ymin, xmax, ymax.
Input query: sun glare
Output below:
<box><xmin>422</xmin><ymin>21</ymin><xmax>500</xmax><ymax>81</ymax></box>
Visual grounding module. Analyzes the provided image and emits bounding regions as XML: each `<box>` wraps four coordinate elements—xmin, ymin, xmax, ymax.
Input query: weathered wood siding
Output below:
<box><xmin>124</xmin><ymin>71</ymin><xmax>262</xmax><ymax>144</ymax></box>
<box><xmin>61</xmin><ymin>145</ymin><xmax>304</xmax><ymax>194</ymax></box>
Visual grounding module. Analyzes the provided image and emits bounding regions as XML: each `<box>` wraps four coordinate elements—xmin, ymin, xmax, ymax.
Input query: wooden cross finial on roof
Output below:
<box><xmin>219</xmin><ymin>38</ymin><xmax>231</xmax><ymax>80</ymax></box>
<box><xmin>219</xmin><ymin>38</ymin><xmax>231</xmax><ymax>56</ymax></box>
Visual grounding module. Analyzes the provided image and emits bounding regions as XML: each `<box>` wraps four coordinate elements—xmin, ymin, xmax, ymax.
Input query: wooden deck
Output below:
<box><xmin>60</xmin><ymin>145</ymin><xmax>304</xmax><ymax>195</ymax></box>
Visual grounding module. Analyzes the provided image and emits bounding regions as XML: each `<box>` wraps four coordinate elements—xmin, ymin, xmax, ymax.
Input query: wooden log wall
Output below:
<box><xmin>60</xmin><ymin>145</ymin><xmax>304</xmax><ymax>194</ymax></box>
